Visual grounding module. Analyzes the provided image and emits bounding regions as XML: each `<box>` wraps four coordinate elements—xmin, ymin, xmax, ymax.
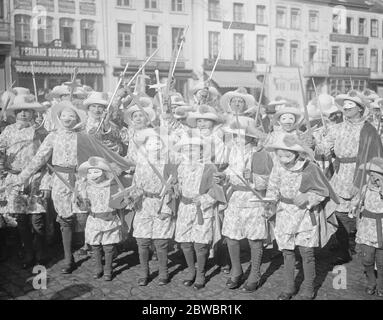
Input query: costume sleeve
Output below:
<box><xmin>307</xmin><ymin>192</ymin><xmax>326</xmax><ymax>208</ymax></box>
<box><xmin>200</xmin><ymin>193</ymin><xmax>216</xmax><ymax>211</ymax></box>
<box><xmin>0</xmin><ymin>126</ymin><xmax>10</xmax><ymax>149</ymax></box>
<box><xmin>39</xmin><ymin>170</ymin><xmax>52</xmax><ymax>191</ymax></box>
<box><xmin>18</xmin><ymin>133</ymin><xmax>54</xmax><ymax>184</ymax></box>
<box><xmin>266</xmin><ymin>165</ymin><xmax>281</xmax><ymax>201</ymax></box>
<box><xmin>315</xmin><ymin>125</ymin><xmax>337</xmax><ymax>157</ymax></box>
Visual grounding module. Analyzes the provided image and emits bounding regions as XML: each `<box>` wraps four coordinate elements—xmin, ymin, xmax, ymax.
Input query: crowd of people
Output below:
<box><xmin>0</xmin><ymin>73</ymin><xmax>383</xmax><ymax>300</ymax></box>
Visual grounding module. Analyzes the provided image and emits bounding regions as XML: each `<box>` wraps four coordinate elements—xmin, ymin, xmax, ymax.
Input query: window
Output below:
<box><xmin>171</xmin><ymin>0</ymin><xmax>184</xmax><ymax>12</ymax></box>
<box><xmin>308</xmin><ymin>44</ymin><xmax>317</xmax><ymax>62</ymax></box>
<box><xmin>333</xmin><ymin>14</ymin><xmax>340</xmax><ymax>33</ymax></box>
<box><xmin>291</xmin><ymin>8</ymin><xmax>301</xmax><ymax>30</ymax></box>
<box><xmin>145</xmin><ymin>26</ymin><xmax>159</xmax><ymax>56</ymax></box>
<box><xmin>208</xmin><ymin>0</ymin><xmax>220</xmax><ymax>20</ymax></box>
<box><xmin>60</xmin><ymin>18</ymin><xmax>74</xmax><ymax>46</ymax></box>
<box><xmin>233</xmin><ymin>33</ymin><xmax>244</xmax><ymax>60</ymax></box>
<box><xmin>276</xmin><ymin>7</ymin><xmax>287</xmax><ymax>28</ymax></box>
<box><xmin>358</xmin><ymin>48</ymin><xmax>366</xmax><ymax>67</ymax></box>
<box><xmin>290</xmin><ymin>41</ymin><xmax>300</xmax><ymax>66</ymax></box>
<box><xmin>309</xmin><ymin>11</ymin><xmax>319</xmax><ymax>32</ymax></box>
<box><xmin>118</xmin><ymin>23</ymin><xmax>132</xmax><ymax>55</ymax></box>
<box><xmin>346</xmin><ymin>17</ymin><xmax>353</xmax><ymax>34</ymax></box>
<box><xmin>256</xmin><ymin>5</ymin><xmax>266</xmax><ymax>25</ymax></box>
<box><xmin>276</xmin><ymin>39</ymin><xmax>286</xmax><ymax>66</ymax></box>
<box><xmin>208</xmin><ymin>31</ymin><xmax>220</xmax><ymax>60</ymax></box>
<box><xmin>172</xmin><ymin>27</ymin><xmax>184</xmax><ymax>56</ymax></box>
<box><xmin>145</xmin><ymin>0</ymin><xmax>158</xmax><ymax>10</ymax></box>
<box><xmin>15</xmin><ymin>15</ymin><xmax>31</xmax><ymax>42</ymax></box>
<box><xmin>117</xmin><ymin>0</ymin><xmax>131</xmax><ymax>7</ymax></box>
<box><xmin>81</xmin><ymin>20</ymin><xmax>95</xmax><ymax>48</ymax></box>
<box><xmin>38</xmin><ymin>16</ymin><xmax>53</xmax><ymax>45</ymax></box>
<box><xmin>256</xmin><ymin>35</ymin><xmax>267</xmax><ymax>62</ymax></box>
<box><xmin>371</xmin><ymin>19</ymin><xmax>378</xmax><ymax>37</ymax></box>
<box><xmin>331</xmin><ymin>46</ymin><xmax>340</xmax><ymax>67</ymax></box>
<box><xmin>359</xmin><ymin>18</ymin><xmax>366</xmax><ymax>36</ymax></box>
<box><xmin>233</xmin><ymin>3</ymin><xmax>244</xmax><ymax>22</ymax></box>
<box><xmin>345</xmin><ymin>48</ymin><xmax>353</xmax><ymax>67</ymax></box>
<box><xmin>0</xmin><ymin>0</ymin><xmax>4</xmax><ymax>19</ymax></box>
<box><xmin>371</xmin><ymin>49</ymin><xmax>378</xmax><ymax>72</ymax></box>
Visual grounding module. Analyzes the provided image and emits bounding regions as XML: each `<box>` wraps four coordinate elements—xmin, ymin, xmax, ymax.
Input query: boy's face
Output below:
<box><xmin>197</xmin><ymin>118</ymin><xmax>214</xmax><ymax>131</ymax></box>
<box><xmin>60</xmin><ymin>108</ymin><xmax>79</xmax><ymax>129</ymax></box>
<box><xmin>276</xmin><ymin>149</ymin><xmax>298</xmax><ymax>165</ymax></box>
<box><xmin>279</xmin><ymin>113</ymin><xmax>296</xmax><ymax>132</ymax></box>
<box><xmin>370</xmin><ymin>171</ymin><xmax>383</xmax><ymax>188</ymax></box>
<box><xmin>87</xmin><ymin>168</ymin><xmax>105</xmax><ymax>183</ymax></box>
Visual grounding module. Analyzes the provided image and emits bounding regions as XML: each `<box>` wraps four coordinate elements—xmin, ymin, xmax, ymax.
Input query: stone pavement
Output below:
<box><xmin>0</xmin><ymin>238</ymin><xmax>382</xmax><ymax>301</ymax></box>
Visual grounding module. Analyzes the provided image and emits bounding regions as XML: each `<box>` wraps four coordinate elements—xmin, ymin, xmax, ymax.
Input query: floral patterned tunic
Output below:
<box><xmin>222</xmin><ymin>144</ymin><xmax>270</xmax><ymax>241</ymax></box>
<box><xmin>132</xmin><ymin>159</ymin><xmax>175</xmax><ymax>240</ymax></box>
<box><xmin>17</xmin><ymin>129</ymin><xmax>81</xmax><ymax>219</ymax></box>
<box><xmin>175</xmin><ymin>163</ymin><xmax>217</xmax><ymax>244</ymax></box>
<box><xmin>81</xmin><ymin>179</ymin><xmax>122</xmax><ymax>246</ymax></box>
<box><xmin>0</xmin><ymin>123</ymin><xmax>48</xmax><ymax>214</ymax></box>
<box><xmin>354</xmin><ymin>185</ymin><xmax>383</xmax><ymax>249</ymax></box>
<box><xmin>315</xmin><ymin>119</ymin><xmax>365</xmax><ymax>212</ymax></box>
<box><xmin>266</xmin><ymin>160</ymin><xmax>325</xmax><ymax>250</ymax></box>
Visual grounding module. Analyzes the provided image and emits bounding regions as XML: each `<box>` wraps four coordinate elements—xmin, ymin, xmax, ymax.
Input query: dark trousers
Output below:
<box><xmin>283</xmin><ymin>247</ymin><xmax>316</xmax><ymax>296</ymax></box>
<box><xmin>92</xmin><ymin>244</ymin><xmax>115</xmax><ymax>276</ymax></box>
<box><xmin>181</xmin><ymin>242</ymin><xmax>210</xmax><ymax>285</ymax></box>
<box><xmin>360</xmin><ymin>244</ymin><xmax>383</xmax><ymax>291</ymax></box>
<box><xmin>136</xmin><ymin>238</ymin><xmax>169</xmax><ymax>279</ymax></box>
<box><xmin>226</xmin><ymin>238</ymin><xmax>264</xmax><ymax>283</ymax></box>
<box><xmin>57</xmin><ymin>216</ymin><xmax>75</xmax><ymax>268</ymax></box>
<box><xmin>15</xmin><ymin>213</ymin><xmax>46</xmax><ymax>263</ymax></box>
<box><xmin>335</xmin><ymin>211</ymin><xmax>357</xmax><ymax>259</ymax></box>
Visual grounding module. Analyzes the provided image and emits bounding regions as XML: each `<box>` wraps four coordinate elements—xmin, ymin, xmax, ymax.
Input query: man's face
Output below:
<box><xmin>279</xmin><ymin>113</ymin><xmax>296</xmax><ymax>132</ymax></box>
<box><xmin>343</xmin><ymin>100</ymin><xmax>362</xmax><ymax>120</ymax></box>
<box><xmin>87</xmin><ymin>168</ymin><xmax>105</xmax><ymax>183</ymax></box>
<box><xmin>88</xmin><ymin>104</ymin><xmax>106</xmax><ymax>119</ymax></box>
<box><xmin>60</xmin><ymin>108</ymin><xmax>79</xmax><ymax>129</ymax></box>
<box><xmin>16</xmin><ymin>109</ymin><xmax>34</xmax><ymax>123</ymax></box>
<box><xmin>276</xmin><ymin>149</ymin><xmax>298</xmax><ymax>165</ymax></box>
<box><xmin>230</xmin><ymin>97</ymin><xmax>246</xmax><ymax>114</ymax></box>
<box><xmin>197</xmin><ymin>118</ymin><xmax>214</xmax><ymax>130</ymax></box>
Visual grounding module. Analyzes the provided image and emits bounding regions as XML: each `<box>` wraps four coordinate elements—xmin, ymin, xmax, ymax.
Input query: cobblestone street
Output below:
<box><xmin>0</xmin><ymin>238</ymin><xmax>381</xmax><ymax>301</ymax></box>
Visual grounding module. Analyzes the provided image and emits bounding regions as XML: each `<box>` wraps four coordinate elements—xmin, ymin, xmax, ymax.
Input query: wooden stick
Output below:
<box><xmin>311</xmin><ymin>78</ymin><xmax>327</xmax><ymax>131</ymax></box>
<box><xmin>255</xmin><ymin>66</ymin><xmax>270</xmax><ymax>132</ymax></box>
<box><xmin>297</xmin><ymin>67</ymin><xmax>312</xmax><ymax>136</ymax></box>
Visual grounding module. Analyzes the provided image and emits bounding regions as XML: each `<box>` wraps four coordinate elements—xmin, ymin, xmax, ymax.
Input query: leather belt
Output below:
<box><xmin>280</xmin><ymin>196</ymin><xmax>294</xmax><ymax>205</ymax></box>
<box><xmin>333</xmin><ymin>157</ymin><xmax>357</xmax><ymax>174</ymax></box>
<box><xmin>53</xmin><ymin>166</ymin><xmax>76</xmax><ymax>188</ymax></box>
<box><xmin>89</xmin><ymin>211</ymin><xmax>116</xmax><ymax>222</ymax></box>
<box><xmin>361</xmin><ymin>209</ymin><xmax>383</xmax><ymax>249</ymax></box>
<box><xmin>181</xmin><ymin>196</ymin><xmax>204</xmax><ymax>226</ymax></box>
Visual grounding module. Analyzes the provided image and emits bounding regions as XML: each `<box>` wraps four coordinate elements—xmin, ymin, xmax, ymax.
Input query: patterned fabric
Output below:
<box><xmin>0</xmin><ymin>123</ymin><xmax>48</xmax><ymax>215</ymax></box>
<box><xmin>18</xmin><ymin>129</ymin><xmax>80</xmax><ymax>218</ymax></box>
<box><xmin>222</xmin><ymin>145</ymin><xmax>269</xmax><ymax>241</ymax></box>
<box><xmin>315</xmin><ymin>119</ymin><xmax>364</xmax><ymax>212</ymax></box>
<box><xmin>266</xmin><ymin>160</ymin><xmax>325</xmax><ymax>250</ymax></box>
<box><xmin>132</xmin><ymin>160</ymin><xmax>175</xmax><ymax>239</ymax></box>
<box><xmin>175</xmin><ymin>163</ymin><xmax>216</xmax><ymax>244</ymax></box>
<box><xmin>355</xmin><ymin>185</ymin><xmax>383</xmax><ymax>249</ymax></box>
<box><xmin>82</xmin><ymin>179</ymin><xmax>122</xmax><ymax>246</ymax></box>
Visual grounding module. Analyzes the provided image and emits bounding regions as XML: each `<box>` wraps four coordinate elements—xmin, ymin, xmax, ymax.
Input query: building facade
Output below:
<box><xmin>102</xmin><ymin>0</ymin><xmax>194</xmax><ymax>99</ymax></box>
<box><xmin>0</xmin><ymin>0</ymin><xmax>12</xmax><ymax>92</ymax></box>
<box><xmin>10</xmin><ymin>0</ymin><xmax>105</xmax><ymax>96</ymax></box>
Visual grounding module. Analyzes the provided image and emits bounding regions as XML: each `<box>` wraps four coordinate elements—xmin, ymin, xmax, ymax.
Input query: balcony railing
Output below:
<box><xmin>0</xmin><ymin>21</ymin><xmax>11</xmax><ymax>43</ymax></box>
<box><xmin>80</xmin><ymin>1</ymin><xmax>96</xmax><ymax>15</ymax></box>
<box><xmin>59</xmin><ymin>0</ymin><xmax>76</xmax><ymax>14</ymax></box>
<box><xmin>304</xmin><ymin>61</ymin><xmax>330</xmax><ymax>77</ymax></box>
<box><xmin>223</xmin><ymin>21</ymin><xmax>255</xmax><ymax>31</ymax></box>
<box><xmin>329</xmin><ymin>66</ymin><xmax>371</xmax><ymax>77</ymax></box>
<box><xmin>330</xmin><ymin>33</ymin><xmax>369</xmax><ymax>44</ymax></box>
<box><xmin>204</xmin><ymin>58</ymin><xmax>254</xmax><ymax>71</ymax></box>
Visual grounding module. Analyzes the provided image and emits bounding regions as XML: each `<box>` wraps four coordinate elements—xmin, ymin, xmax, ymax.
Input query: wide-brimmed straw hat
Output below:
<box><xmin>78</xmin><ymin>157</ymin><xmax>113</xmax><ymax>178</ymax></box>
<box><xmin>359</xmin><ymin>157</ymin><xmax>383</xmax><ymax>175</ymax></box>
<box><xmin>362</xmin><ymin>89</ymin><xmax>380</xmax><ymax>102</ymax></box>
<box><xmin>192</xmin><ymin>82</ymin><xmax>220</xmax><ymax>97</ymax></box>
<box><xmin>51</xmin><ymin>100</ymin><xmax>87</xmax><ymax>129</ymax></box>
<box><xmin>186</xmin><ymin>105</ymin><xmax>221</xmax><ymax>128</ymax></box>
<box><xmin>13</xmin><ymin>87</ymin><xmax>31</xmax><ymax>96</ymax></box>
<box><xmin>220</xmin><ymin>87</ymin><xmax>256</xmax><ymax>114</ymax></box>
<box><xmin>335</xmin><ymin>91</ymin><xmax>367</xmax><ymax>110</ymax></box>
<box><xmin>266</xmin><ymin>133</ymin><xmax>314</xmax><ymax>160</ymax></box>
<box><xmin>83</xmin><ymin>91</ymin><xmax>109</xmax><ymax>108</ymax></box>
<box><xmin>7</xmin><ymin>94</ymin><xmax>47</xmax><ymax>113</ymax></box>
<box><xmin>51</xmin><ymin>85</ymin><xmax>71</xmax><ymax>98</ymax></box>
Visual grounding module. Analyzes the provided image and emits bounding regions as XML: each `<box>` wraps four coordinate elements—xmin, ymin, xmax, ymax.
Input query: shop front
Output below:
<box><xmin>12</xmin><ymin>40</ymin><xmax>105</xmax><ymax>99</ymax></box>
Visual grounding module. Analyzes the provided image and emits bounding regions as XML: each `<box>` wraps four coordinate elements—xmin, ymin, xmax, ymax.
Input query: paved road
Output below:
<box><xmin>0</xmin><ymin>238</ymin><xmax>381</xmax><ymax>301</ymax></box>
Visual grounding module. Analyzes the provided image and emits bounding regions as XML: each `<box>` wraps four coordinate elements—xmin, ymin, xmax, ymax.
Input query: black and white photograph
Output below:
<box><xmin>0</xmin><ymin>0</ymin><xmax>383</xmax><ymax>306</ymax></box>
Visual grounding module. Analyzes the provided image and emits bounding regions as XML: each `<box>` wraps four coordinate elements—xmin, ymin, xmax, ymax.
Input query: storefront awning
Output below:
<box><xmin>13</xmin><ymin>59</ymin><xmax>105</xmax><ymax>75</ymax></box>
<box><xmin>205</xmin><ymin>71</ymin><xmax>262</xmax><ymax>88</ymax></box>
